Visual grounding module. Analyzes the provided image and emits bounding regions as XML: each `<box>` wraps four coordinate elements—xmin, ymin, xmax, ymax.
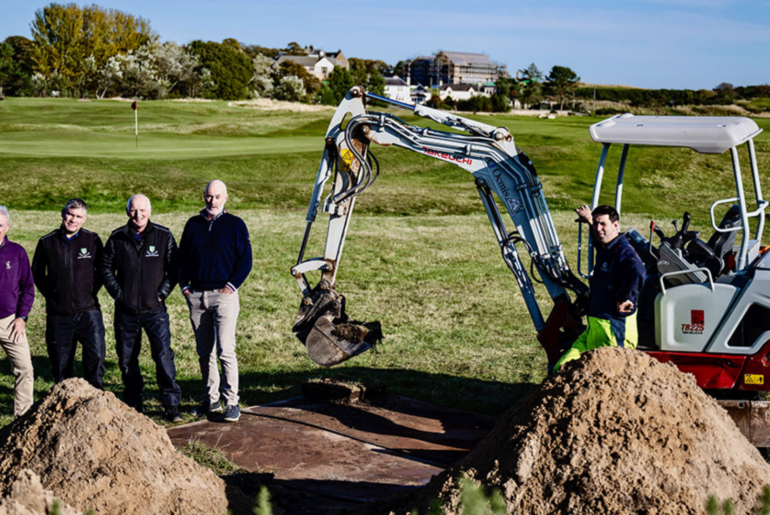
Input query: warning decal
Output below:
<box><xmin>339</xmin><ymin>148</ymin><xmax>355</xmax><ymax>171</ymax></box>
<box><xmin>745</xmin><ymin>374</ymin><xmax>764</xmax><ymax>385</ymax></box>
<box><xmin>506</xmin><ymin>198</ymin><xmax>523</xmax><ymax>214</ymax></box>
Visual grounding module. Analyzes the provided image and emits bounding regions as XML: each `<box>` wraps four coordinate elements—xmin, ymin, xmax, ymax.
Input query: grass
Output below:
<box><xmin>0</xmin><ymin>97</ymin><xmax>768</xmax><ymax>429</ymax></box>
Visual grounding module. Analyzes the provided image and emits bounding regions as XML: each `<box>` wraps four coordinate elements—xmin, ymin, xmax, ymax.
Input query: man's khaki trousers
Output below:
<box><xmin>186</xmin><ymin>290</ymin><xmax>240</xmax><ymax>407</ymax></box>
<box><xmin>0</xmin><ymin>315</ymin><xmax>34</xmax><ymax>417</ymax></box>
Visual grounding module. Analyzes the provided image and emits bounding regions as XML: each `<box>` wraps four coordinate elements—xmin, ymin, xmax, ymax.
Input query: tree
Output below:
<box><xmin>285</xmin><ymin>42</ymin><xmax>304</xmax><ymax>55</ymax></box>
<box><xmin>187</xmin><ymin>40</ymin><xmax>252</xmax><ymax>100</ymax></box>
<box><xmin>250</xmin><ymin>53</ymin><xmax>278</xmax><ymax>98</ymax></box>
<box><xmin>0</xmin><ymin>43</ymin><xmax>16</xmax><ymax>97</ymax></box>
<box><xmin>272</xmin><ymin>75</ymin><xmax>304</xmax><ymax>102</ymax></box>
<box><xmin>492</xmin><ymin>76</ymin><xmax>516</xmax><ymax>112</ymax></box>
<box><xmin>278</xmin><ymin>60</ymin><xmax>320</xmax><ymax>96</ymax></box>
<box><xmin>3</xmin><ymin>36</ymin><xmax>35</xmax><ymax>96</ymax></box>
<box><xmin>518</xmin><ymin>63</ymin><xmax>543</xmax><ymax>108</ymax></box>
<box><xmin>546</xmin><ymin>65</ymin><xmax>580</xmax><ymax>110</ymax></box>
<box><xmin>29</xmin><ymin>3</ymin><xmax>156</xmax><ymax>96</ymax></box>
<box><xmin>323</xmin><ymin>66</ymin><xmax>354</xmax><ymax>105</ymax></box>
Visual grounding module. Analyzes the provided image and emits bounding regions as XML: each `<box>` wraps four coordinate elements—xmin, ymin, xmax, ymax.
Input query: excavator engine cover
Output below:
<box><xmin>293</xmin><ymin>286</ymin><xmax>382</xmax><ymax>367</ymax></box>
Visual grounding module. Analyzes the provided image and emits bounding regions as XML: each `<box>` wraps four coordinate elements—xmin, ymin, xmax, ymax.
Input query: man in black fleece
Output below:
<box><xmin>179</xmin><ymin>180</ymin><xmax>252</xmax><ymax>422</ymax></box>
<box><xmin>102</xmin><ymin>194</ymin><xmax>183</xmax><ymax>422</ymax></box>
<box><xmin>32</xmin><ymin>198</ymin><xmax>106</xmax><ymax>389</ymax></box>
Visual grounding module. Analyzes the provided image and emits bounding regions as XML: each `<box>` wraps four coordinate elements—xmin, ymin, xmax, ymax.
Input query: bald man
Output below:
<box><xmin>102</xmin><ymin>194</ymin><xmax>183</xmax><ymax>422</ymax></box>
<box><xmin>179</xmin><ymin>180</ymin><xmax>252</xmax><ymax>423</ymax></box>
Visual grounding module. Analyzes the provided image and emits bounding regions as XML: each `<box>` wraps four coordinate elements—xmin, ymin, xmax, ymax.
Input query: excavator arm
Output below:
<box><xmin>291</xmin><ymin>87</ymin><xmax>587</xmax><ymax>367</ymax></box>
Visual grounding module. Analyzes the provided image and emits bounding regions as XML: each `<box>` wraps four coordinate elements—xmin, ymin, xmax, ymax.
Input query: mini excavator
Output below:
<box><xmin>291</xmin><ymin>87</ymin><xmax>770</xmax><ymax>445</ymax></box>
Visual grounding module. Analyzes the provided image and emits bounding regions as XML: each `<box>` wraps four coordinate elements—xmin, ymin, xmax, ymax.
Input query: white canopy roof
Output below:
<box><xmin>589</xmin><ymin>114</ymin><xmax>762</xmax><ymax>154</ymax></box>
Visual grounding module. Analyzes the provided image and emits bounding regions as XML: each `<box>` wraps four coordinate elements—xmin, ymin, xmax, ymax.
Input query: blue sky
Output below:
<box><xmin>2</xmin><ymin>0</ymin><xmax>769</xmax><ymax>89</ymax></box>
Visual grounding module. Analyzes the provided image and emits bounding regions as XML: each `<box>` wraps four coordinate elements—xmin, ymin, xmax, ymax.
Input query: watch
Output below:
<box><xmin>19</xmin><ymin>316</ymin><xmax>27</xmax><ymax>322</ymax></box>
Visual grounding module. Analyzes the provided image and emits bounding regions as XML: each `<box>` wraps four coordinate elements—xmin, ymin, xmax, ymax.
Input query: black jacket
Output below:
<box><xmin>102</xmin><ymin>221</ymin><xmax>177</xmax><ymax>314</ymax></box>
<box><xmin>32</xmin><ymin>227</ymin><xmax>103</xmax><ymax>316</ymax></box>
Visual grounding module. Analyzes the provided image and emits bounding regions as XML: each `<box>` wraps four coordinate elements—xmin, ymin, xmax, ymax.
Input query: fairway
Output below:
<box><xmin>1</xmin><ymin>97</ymin><xmax>769</xmax><ymax>429</ymax></box>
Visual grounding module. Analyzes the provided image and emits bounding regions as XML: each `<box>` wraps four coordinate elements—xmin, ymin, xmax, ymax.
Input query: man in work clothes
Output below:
<box><xmin>554</xmin><ymin>204</ymin><xmax>645</xmax><ymax>371</ymax></box>
<box><xmin>179</xmin><ymin>180</ymin><xmax>252</xmax><ymax>423</ymax></box>
<box><xmin>0</xmin><ymin>206</ymin><xmax>35</xmax><ymax>418</ymax></box>
<box><xmin>32</xmin><ymin>198</ymin><xmax>106</xmax><ymax>388</ymax></box>
<box><xmin>102</xmin><ymin>194</ymin><xmax>183</xmax><ymax>422</ymax></box>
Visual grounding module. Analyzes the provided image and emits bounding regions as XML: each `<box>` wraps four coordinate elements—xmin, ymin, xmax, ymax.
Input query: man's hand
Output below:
<box><xmin>182</xmin><ymin>289</ymin><xmax>191</xmax><ymax>297</ymax></box>
<box><xmin>575</xmin><ymin>204</ymin><xmax>593</xmax><ymax>224</ymax></box>
<box><xmin>618</xmin><ymin>300</ymin><xmax>634</xmax><ymax>314</ymax></box>
<box><xmin>8</xmin><ymin>318</ymin><xmax>26</xmax><ymax>343</ymax></box>
<box><xmin>219</xmin><ymin>285</ymin><xmax>234</xmax><ymax>294</ymax></box>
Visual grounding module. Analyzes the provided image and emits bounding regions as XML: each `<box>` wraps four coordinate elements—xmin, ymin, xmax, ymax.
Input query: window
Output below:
<box><xmin>728</xmin><ymin>304</ymin><xmax>770</xmax><ymax>347</ymax></box>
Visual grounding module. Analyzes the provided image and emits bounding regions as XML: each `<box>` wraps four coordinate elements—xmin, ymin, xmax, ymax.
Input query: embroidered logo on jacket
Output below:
<box><xmin>5</xmin><ymin>261</ymin><xmax>10</xmax><ymax>270</ymax></box>
<box><xmin>77</xmin><ymin>248</ymin><xmax>91</xmax><ymax>259</ymax></box>
<box><xmin>145</xmin><ymin>245</ymin><xmax>159</xmax><ymax>257</ymax></box>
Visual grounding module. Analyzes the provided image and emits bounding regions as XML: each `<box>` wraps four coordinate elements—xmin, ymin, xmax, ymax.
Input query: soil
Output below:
<box><xmin>0</xmin><ymin>470</ymin><xmax>79</xmax><ymax>515</ymax></box>
<box><xmin>0</xmin><ymin>379</ymin><xmax>230</xmax><ymax>515</ymax></box>
<box><xmin>361</xmin><ymin>347</ymin><xmax>770</xmax><ymax>514</ymax></box>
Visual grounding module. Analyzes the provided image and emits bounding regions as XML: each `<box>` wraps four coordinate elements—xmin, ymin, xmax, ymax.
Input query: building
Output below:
<box><xmin>274</xmin><ymin>48</ymin><xmax>349</xmax><ymax>81</ymax></box>
<box><xmin>439</xmin><ymin>83</ymin><xmax>478</xmax><ymax>101</ymax></box>
<box><xmin>407</xmin><ymin>51</ymin><xmax>501</xmax><ymax>87</ymax></box>
<box><xmin>410</xmin><ymin>85</ymin><xmax>431</xmax><ymax>105</ymax></box>
<box><xmin>384</xmin><ymin>76</ymin><xmax>410</xmax><ymax>103</ymax></box>
<box><xmin>434</xmin><ymin>51</ymin><xmax>499</xmax><ymax>85</ymax></box>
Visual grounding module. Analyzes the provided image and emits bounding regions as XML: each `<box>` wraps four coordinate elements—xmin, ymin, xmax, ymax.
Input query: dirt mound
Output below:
<box><xmin>401</xmin><ymin>348</ymin><xmax>770</xmax><ymax>514</ymax></box>
<box><xmin>0</xmin><ymin>470</ymin><xmax>79</xmax><ymax>515</ymax></box>
<box><xmin>0</xmin><ymin>379</ymin><xmax>229</xmax><ymax>515</ymax></box>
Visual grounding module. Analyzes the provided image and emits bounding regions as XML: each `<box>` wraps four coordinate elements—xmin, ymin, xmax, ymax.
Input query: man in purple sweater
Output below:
<box><xmin>0</xmin><ymin>206</ymin><xmax>35</xmax><ymax>418</ymax></box>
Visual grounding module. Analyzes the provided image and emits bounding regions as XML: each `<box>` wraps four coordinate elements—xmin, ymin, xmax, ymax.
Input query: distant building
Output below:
<box><xmin>275</xmin><ymin>48</ymin><xmax>349</xmax><ymax>80</ymax></box>
<box><xmin>407</xmin><ymin>51</ymin><xmax>501</xmax><ymax>87</ymax></box>
<box><xmin>407</xmin><ymin>56</ymin><xmax>434</xmax><ymax>87</ymax></box>
<box><xmin>384</xmin><ymin>76</ymin><xmax>410</xmax><ymax>102</ymax></box>
<box><xmin>410</xmin><ymin>84</ymin><xmax>431</xmax><ymax>105</ymax></box>
<box><xmin>439</xmin><ymin>83</ymin><xmax>478</xmax><ymax>101</ymax></box>
<box><xmin>435</xmin><ymin>51</ymin><xmax>499</xmax><ymax>85</ymax></box>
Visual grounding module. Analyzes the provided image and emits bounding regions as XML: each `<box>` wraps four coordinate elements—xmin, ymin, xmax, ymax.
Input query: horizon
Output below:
<box><xmin>2</xmin><ymin>0</ymin><xmax>769</xmax><ymax>90</ymax></box>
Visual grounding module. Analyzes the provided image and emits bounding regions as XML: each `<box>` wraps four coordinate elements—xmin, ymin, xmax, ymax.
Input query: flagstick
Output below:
<box><xmin>135</xmin><ymin>106</ymin><xmax>138</xmax><ymax>148</ymax></box>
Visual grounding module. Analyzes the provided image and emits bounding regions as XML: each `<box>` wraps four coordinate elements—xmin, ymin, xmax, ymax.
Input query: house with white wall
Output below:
<box><xmin>384</xmin><ymin>76</ymin><xmax>410</xmax><ymax>102</ymax></box>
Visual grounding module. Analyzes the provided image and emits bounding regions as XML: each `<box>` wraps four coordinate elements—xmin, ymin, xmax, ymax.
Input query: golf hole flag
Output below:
<box><xmin>132</xmin><ymin>100</ymin><xmax>138</xmax><ymax>147</ymax></box>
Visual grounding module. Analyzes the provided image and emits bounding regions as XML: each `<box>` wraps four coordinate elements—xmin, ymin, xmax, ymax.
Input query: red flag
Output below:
<box><xmin>131</xmin><ymin>101</ymin><xmax>137</xmax><ymax>110</ymax></box>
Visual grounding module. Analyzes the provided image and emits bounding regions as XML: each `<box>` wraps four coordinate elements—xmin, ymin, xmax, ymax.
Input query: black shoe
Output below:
<box><xmin>165</xmin><ymin>405</ymin><xmax>184</xmax><ymax>423</ymax></box>
<box><xmin>190</xmin><ymin>400</ymin><xmax>224</xmax><ymax>418</ymax></box>
<box><xmin>222</xmin><ymin>404</ymin><xmax>240</xmax><ymax>423</ymax></box>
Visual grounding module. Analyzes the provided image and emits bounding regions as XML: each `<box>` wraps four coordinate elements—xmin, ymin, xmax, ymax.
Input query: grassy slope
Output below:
<box><xmin>0</xmin><ymin>98</ymin><xmax>768</xmax><ymax>427</ymax></box>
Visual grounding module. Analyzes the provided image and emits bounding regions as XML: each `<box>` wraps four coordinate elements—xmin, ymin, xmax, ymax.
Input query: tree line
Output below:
<box><xmin>1</xmin><ymin>3</ymin><xmax>768</xmax><ymax>111</ymax></box>
<box><xmin>0</xmin><ymin>3</ymin><xmax>388</xmax><ymax>104</ymax></box>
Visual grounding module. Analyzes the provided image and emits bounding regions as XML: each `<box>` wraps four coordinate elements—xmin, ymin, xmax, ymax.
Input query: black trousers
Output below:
<box><xmin>114</xmin><ymin>306</ymin><xmax>182</xmax><ymax>409</ymax></box>
<box><xmin>45</xmin><ymin>309</ymin><xmax>106</xmax><ymax>389</ymax></box>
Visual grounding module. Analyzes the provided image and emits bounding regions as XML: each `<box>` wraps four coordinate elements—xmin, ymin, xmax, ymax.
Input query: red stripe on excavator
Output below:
<box><xmin>645</xmin><ymin>351</ymin><xmax>746</xmax><ymax>389</ymax></box>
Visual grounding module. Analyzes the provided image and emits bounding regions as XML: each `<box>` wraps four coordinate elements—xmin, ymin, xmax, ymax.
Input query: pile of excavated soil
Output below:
<box><xmin>0</xmin><ymin>379</ymin><xmax>229</xmax><ymax>515</ymax></box>
<box><xmin>376</xmin><ymin>347</ymin><xmax>770</xmax><ymax>514</ymax></box>
<box><xmin>0</xmin><ymin>469</ymin><xmax>79</xmax><ymax>515</ymax></box>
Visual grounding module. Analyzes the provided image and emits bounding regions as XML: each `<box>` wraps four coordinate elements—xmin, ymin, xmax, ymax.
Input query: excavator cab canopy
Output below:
<box><xmin>581</xmin><ymin>114</ymin><xmax>766</xmax><ymax>276</ymax></box>
<box><xmin>589</xmin><ymin>114</ymin><xmax>761</xmax><ymax>154</ymax></box>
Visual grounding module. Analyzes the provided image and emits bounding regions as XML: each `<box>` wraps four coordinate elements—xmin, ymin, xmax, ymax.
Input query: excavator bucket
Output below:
<box><xmin>293</xmin><ymin>285</ymin><xmax>382</xmax><ymax>367</ymax></box>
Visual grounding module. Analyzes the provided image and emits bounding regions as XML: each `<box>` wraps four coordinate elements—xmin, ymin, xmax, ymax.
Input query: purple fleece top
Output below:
<box><xmin>0</xmin><ymin>237</ymin><xmax>35</xmax><ymax>319</ymax></box>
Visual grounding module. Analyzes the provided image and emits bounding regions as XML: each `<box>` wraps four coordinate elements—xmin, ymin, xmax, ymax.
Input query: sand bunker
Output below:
<box><xmin>0</xmin><ymin>379</ymin><xmax>228</xmax><ymax>515</ymax></box>
<box><xmin>392</xmin><ymin>347</ymin><xmax>770</xmax><ymax>514</ymax></box>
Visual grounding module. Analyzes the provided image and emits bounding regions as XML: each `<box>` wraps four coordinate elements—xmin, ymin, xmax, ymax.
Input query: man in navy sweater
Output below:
<box><xmin>554</xmin><ymin>204</ymin><xmax>645</xmax><ymax>371</ymax></box>
<box><xmin>179</xmin><ymin>180</ymin><xmax>252</xmax><ymax>422</ymax></box>
<box><xmin>0</xmin><ymin>206</ymin><xmax>35</xmax><ymax>417</ymax></box>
